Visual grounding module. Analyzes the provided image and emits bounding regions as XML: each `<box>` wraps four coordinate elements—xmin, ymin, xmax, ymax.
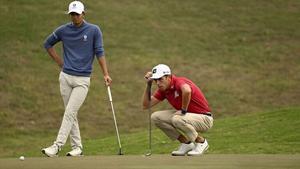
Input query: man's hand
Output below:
<box><xmin>144</xmin><ymin>71</ymin><xmax>153</xmax><ymax>85</ymax></box>
<box><xmin>104</xmin><ymin>75</ymin><xmax>112</xmax><ymax>86</ymax></box>
<box><xmin>47</xmin><ymin>47</ymin><xmax>63</xmax><ymax>68</ymax></box>
<box><xmin>174</xmin><ymin>110</ymin><xmax>182</xmax><ymax>115</ymax></box>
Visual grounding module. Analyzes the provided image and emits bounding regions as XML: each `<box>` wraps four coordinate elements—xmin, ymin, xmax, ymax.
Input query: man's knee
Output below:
<box><xmin>171</xmin><ymin>115</ymin><xmax>186</xmax><ymax>128</ymax></box>
<box><xmin>63</xmin><ymin>109</ymin><xmax>77</xmax><ymax>121</ymax></box>
<box><xmin>151</xmin><ymin>111</ymin><xmax>161</xmax><ymax>123</ymax></box>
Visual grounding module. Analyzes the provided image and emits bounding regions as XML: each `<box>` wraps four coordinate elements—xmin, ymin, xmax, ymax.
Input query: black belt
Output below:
<box><xmin>202</xmin><ymin>113</ymin><xmax>212</xmax><ymax>117</ymax></box>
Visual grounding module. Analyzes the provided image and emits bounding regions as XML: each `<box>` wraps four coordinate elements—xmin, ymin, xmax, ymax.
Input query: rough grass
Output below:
<box><xmin>1</xmin><ymin>107</ymin><xmax>299</xmax><ymax>158</ymax></box>
<box><xmin>0</xmin><ymin>0</ymin><xmax>299</xmax><ymax>156</ymax></box>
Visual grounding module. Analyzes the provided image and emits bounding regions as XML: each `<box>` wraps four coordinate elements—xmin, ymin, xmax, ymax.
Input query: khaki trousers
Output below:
<box><xmin>151</xmin><ymin>110</ymin><xmax>213</xmax><ymax>142</ymax></box>
<box><xmin>54</xmin><ymin>72</ymin><xmax>90</xmax><ymax>149</ymax></box>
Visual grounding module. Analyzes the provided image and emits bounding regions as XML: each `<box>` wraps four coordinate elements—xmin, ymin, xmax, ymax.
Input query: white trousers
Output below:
<box><xmin>151</xmin><ymin>110</ymin><xmax>213</xmax><ymax>142</ymax></box>
<box><xmin>54</xmin><ymin>72</ymin><xmax>90</xmax><ymax>149</ymax></box>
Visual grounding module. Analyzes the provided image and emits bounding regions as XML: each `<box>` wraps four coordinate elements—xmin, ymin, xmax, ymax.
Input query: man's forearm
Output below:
<box><xmin>181</xmin><ymin>84</ymin><xmax>191</xmax><ymax>111</ymax></box>
<box><xmin>47</xmin><ymin>47</ymin><xmax>63</xmax><ymax>68</ymax></box>
<box><xmin>182</xmin><ymin>92</ymin><xmax>191</xmax><ymax>110</ymax></box>
<box><xmin>97</xmin><ymin>56</ymin><xmax>109</xmax><ymax>76</ymax></box>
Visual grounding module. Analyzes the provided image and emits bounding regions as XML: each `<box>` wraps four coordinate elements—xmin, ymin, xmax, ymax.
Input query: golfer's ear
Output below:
<box><xmin>166</xmin><ymin>75</ymin><xmax>172</xmax><ymax>80</ymax></box>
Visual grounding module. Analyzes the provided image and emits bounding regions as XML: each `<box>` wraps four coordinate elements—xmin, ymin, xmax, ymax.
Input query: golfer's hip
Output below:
<box><xmin>60</xmin><ymin>71</ymin><xmax>90</xmax><ymax>87</ymax></box>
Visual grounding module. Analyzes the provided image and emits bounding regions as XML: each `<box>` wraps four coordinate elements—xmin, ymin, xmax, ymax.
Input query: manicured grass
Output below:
<box><xmin>1</xmin><ymin>155</ymin><xmax>300</xmax><ymax>169</ymax></box>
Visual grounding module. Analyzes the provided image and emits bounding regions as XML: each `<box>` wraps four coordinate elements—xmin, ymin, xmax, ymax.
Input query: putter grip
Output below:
<box><xmin>107</xmin><ymin>86</ymin><xmax>113</xmax><ymax>101</ymax></box>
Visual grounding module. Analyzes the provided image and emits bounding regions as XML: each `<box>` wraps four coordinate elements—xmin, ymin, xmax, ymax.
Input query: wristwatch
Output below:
<box><xmin>181</xmin><ymin>109</ymin><xmax>187</xmax><ymax>115</ymax></box>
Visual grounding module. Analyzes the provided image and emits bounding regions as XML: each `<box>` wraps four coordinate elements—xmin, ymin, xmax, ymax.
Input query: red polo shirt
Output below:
<box><xmin>153</xmin><ymin>75</ymin><xmax>211</xmax><ymax>114</ymax></box>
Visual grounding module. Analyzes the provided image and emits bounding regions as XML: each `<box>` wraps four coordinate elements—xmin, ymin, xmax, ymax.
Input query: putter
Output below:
<box><xmin>145</xmin><ymin>106</ymin><xmax>152</xmax><ymax>156</ymax></box>
<box><xmin>107</xmin><ymin>86</ymin><xmax>123</xmax><ymax>155</ymax></box>
<box><xmin>145</xmin><ymin>82</ymin><xmax>152</xmax><ymax>156</ymax></box>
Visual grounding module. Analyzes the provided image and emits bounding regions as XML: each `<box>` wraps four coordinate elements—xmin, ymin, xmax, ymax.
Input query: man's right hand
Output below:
<box><xmin>47</xmin><ymin>47</ymin><xmax>63</xmax><ymax>68</ymax></box>
<box><xmin>144</xmin><ymin>72</ymin><xmax>153</xmax><ymax>85</ymax></box>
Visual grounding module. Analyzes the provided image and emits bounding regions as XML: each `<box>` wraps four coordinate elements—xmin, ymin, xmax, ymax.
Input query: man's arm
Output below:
<box><xmin>142</xmin><ymin>72</ymin><xmax>160</xmax><ymax>109</ymax></box>
<box><xmin>142</xmin><ymin>83</ymin><xmax>161</xmax><ymax>109</ymax></box>
<box><xmin>97</xmin><ymin>56</ymin><xmax>112</xmax><ymax>86</ymax></box>
<box><xmin>180</xmin><ymin>84</ymin><xmax>192</xmax><ymax>112</ymax></box>
<box><xmin>46</xmin><ymin>47</ymin><xmax>63</xmax><ymax>68</ymax></box>
<box><xmin>44</xmin><ymin>26</ymin><xmax>63</xmax><ymax>68</ymax></box>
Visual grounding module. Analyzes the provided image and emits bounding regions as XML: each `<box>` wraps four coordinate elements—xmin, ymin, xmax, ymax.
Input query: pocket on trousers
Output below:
<box><xmin>83</xmin><ymin>77</ymin><xmax>90</xmax><ymax>87</ymax></box>
<box><xmin>59</xmin><ymin>71</ymin><xmax>66</xmax><ymax>82</ymax></box>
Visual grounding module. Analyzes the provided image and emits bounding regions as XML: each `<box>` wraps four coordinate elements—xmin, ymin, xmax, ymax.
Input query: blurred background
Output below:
<box><xmin>0</xmin><ymin>0</ymin><xmax>299</xmax><ymax>157</ymax></box>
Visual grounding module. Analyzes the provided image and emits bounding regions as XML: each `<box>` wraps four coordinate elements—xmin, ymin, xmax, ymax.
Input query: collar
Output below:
<box><xmin>70</xmin><ymin>20</ymin><xmax>86</xmax><ymax>28</ymax></box>
<box><xmin>166</xmin><ymin>75</ymin><xmax>176</xmax><ymax>92</ymax></box>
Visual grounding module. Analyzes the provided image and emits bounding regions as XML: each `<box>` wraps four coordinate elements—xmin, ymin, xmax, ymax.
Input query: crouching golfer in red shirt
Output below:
<box><xmin>142</xmin><ymin>64</ymin><xmax>213</xmax><ymax>156</ymax></box>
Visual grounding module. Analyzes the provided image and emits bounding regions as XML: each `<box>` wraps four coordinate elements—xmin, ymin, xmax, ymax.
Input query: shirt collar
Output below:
<box><xmin>167</xmin><ymin>75</ymin><xmax>176</xmax><ymax>91</ymax></box>
<box><xmin>70</xmin><ymin>20</ymin><xmax>86</xmax><ymax>28</ymax></box>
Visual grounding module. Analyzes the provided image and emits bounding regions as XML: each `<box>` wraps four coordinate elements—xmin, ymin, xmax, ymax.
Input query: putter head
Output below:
<box><xmin>118</xmin><ymin>149</ymin><xmax>124</xmax><ymax>155</ymax></box>
<box><xmin>145</xmin><ymin>152</ymin><xmax>152</xmax><ymax>156</ymax></box>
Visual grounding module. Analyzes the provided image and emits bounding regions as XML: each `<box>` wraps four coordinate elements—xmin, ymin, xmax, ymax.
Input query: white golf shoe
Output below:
<box><xmin>66</xmin><ymin>147</ymin><xmax>83</xmax><ymax>157</ymax></box>
<box><xmin>42</xmin><ymin>144</ymin><xmax>60</xmax><ymax>157</ymax></box>
<box><xmin>187</xmin><ymin>139</ymin><xmax>209</xmax><ymax>156</ymax></box>
<box><xmin>171</xmin><ymin>142</ymin><xmax>195</xmax><ymax>156</ymax></box>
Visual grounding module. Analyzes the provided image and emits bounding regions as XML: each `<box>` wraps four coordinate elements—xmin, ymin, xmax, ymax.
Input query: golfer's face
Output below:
<box><xmin>154</xmin><ymin>76</ymin><xmax>170</xmax><ymax>91</ymax></box>
<box><xmin>70</xmin><ymin>12</ymin><xmax>84</xmax><ymax>25</ymax></box>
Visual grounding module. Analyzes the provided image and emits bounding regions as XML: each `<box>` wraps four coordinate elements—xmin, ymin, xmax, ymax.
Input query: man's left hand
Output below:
<box><xmin>174</xmin><ymin>110</ymin><xmax>183</xmax><ymax>115</ymax></box>
<box><xmin>104</xmin><ymin>75</ymin><xmax>112</xmax><ymax>86</ymax></box>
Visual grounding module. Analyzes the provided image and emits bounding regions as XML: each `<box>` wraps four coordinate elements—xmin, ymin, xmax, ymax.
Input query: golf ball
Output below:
<box><xmin>19</xmin><ymin>156</ymin><xmax>25</xmax><ymax>161</ymax></box>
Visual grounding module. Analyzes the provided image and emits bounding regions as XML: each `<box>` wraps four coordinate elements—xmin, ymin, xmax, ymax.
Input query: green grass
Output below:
<box><xmin>0</xmin><ymin>0</ymin><xmax>300</xmax><ymax>157</ymax></box>
<box><xmin>0</xmin><ymin>154</ymin><xmax>300</xmax><ymax>169</ymax></box>
<box><xmin>2</xmin><ymin>155</ymin><xmax>300</xmax><ymax>169</ymax></box>
<box><xmin>82</xmin><ymin>107</ymin><xmax>300</xmax><ymax>155</ymax></box>
<box><xmin>1</xmin><ymin>107</ymin><xmax>299</xmax><ymax>158</ymax></box>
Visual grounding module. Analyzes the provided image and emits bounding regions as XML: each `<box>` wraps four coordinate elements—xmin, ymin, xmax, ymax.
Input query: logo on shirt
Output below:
<box><xmin>174</xmin><ymin>91</ymin><xmax>179</xmax><ymax>98</ymax></box>
<box><xmin>83</xmin><ymin>35</ymin><xmax>88</xmax><ymax>41</ymax></box>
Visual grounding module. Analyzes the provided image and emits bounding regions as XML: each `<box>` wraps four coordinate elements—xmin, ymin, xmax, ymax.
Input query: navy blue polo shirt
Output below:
<box><xmin>44</xmin><ymin>21</ymin><xmax>104</xmax><ymax>77</ymax></box>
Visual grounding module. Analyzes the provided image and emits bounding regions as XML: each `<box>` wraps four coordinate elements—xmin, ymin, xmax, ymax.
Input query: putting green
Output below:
<box><xmin>1</xmin><ymin>154</ymin><xmax>299</xmax><ymax>169</ymax></box>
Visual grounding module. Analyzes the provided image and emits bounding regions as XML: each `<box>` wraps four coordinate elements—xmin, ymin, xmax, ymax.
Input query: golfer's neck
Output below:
<box><xmin>73</xmin><ymin>21</ymin><xmax>83</xmax><ymax>27</ymax></box>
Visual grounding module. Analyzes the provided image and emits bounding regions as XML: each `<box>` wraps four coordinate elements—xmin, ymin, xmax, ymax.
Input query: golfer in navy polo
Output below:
<box><xmin>42</xmin><ymin>1</ymin><xmax>112</xmax><ymax>157</ymax></box>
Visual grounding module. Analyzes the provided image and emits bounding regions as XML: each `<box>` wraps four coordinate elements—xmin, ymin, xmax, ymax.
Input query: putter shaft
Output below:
<box><xmin>107</xmin><ymin>86</ymin><xmax>123</xmax><ymax>155</ymax></box>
